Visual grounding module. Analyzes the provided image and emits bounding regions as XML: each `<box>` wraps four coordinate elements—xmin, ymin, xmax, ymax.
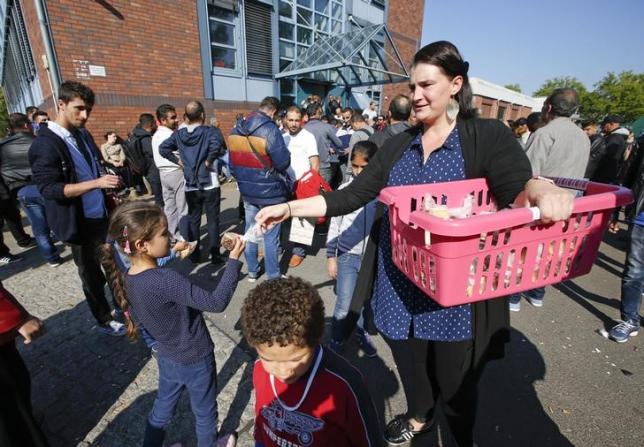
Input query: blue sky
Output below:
<box><xmin>421</xmin><ymin>0</ymin><xmax>644</xmax><ymax>96</ymax></box>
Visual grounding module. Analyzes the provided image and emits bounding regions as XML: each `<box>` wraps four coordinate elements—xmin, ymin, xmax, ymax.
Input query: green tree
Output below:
<box><xmin>589</xmin><ymin>71</ymin><xmax>644</xmax><ymax>123</ymax></box>
<box><xmin>504</xmin><ymin>83</ymin><xmax>522</xmax><ymax>93</ymax></box>
<box><xmin>0</xmin><ymin>90</ymin><xmax>9</xmax><ymax>135</ymax></box>
<box><xmin>532</xmin><ymin>76</ymin><xmax>588</xmax><ymax>97</ymax></box>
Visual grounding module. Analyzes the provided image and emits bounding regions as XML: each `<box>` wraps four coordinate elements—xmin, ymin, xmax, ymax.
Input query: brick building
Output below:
<box><xmin>0</xmin><ymin>0</ymin><xmax>424</xmax><ymax>140</ymax></box>
<box><xmin>470</xmin><ymin>77</ymin><xmax>541</xmax><ymax>121</ymax></box>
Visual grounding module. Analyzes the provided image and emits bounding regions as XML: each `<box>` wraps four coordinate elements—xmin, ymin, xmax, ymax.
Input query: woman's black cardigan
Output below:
<box><xmin>323</xmin><ymin>117</ymin><xmax>532</xmax><ymax>365</ymax></box>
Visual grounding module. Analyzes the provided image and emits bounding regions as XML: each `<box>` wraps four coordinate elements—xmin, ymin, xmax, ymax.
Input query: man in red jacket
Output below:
<box><xmin>0</xmin><ymin>281</ymin><xmax>49</xmax><ymax>446</ymax></box>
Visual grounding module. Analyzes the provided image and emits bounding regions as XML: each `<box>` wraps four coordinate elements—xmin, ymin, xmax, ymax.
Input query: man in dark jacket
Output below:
<box><xmin>228</xmin><ymin>96</ymin><xmax>290</xmax><ymax>280</ymax></box>
<box><xmin>0</xmin><ymin>113</ymin><xmax>62</xmax><ymax>266</ymax></box>
<box><xmin>591</xmin><ymin>115</ymin><xmax>628</xmax><ymax>183</ymax></box>
<box><xmin>28</xmin><ymin>80</ymin><xmax>124</xmax><ymax>336</ymax></box>
<box><xmin>304</xmin><ymin>103</ymin><xmax>343</xmax><ymax>187</ymax></box>
<box><xmin>160</xmin><ymin>100</ymin><xmax>226</xmax><ymax>264</ymax></box>
<box><xmin>369</xmin><ymin>95</ymin><xmax>412</xmax><ymax>149</ymax></box>
<box><xmin>582</xmin><ymin>120</ymin><xmax>606</xmax><ymax>179</ymax></box>
<box><xmin>130</xmin><ymin>114</ymin><xmax>164</xmax><ymax>207</ymax></box>
<box><xmin>608</xmin><ymin>133</ymin><xmax>644</xmax><ymax>342</ymax></box>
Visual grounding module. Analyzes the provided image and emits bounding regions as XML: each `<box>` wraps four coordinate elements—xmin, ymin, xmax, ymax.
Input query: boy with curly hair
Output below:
<box><xmin>242</xmin><ymin>277</ymin><xmax>381</xmax><ymax>447</ymax></box>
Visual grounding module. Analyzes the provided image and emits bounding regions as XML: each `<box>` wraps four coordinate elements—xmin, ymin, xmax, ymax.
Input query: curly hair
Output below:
<box><xmin>242</xmin><ymin>277</ymin><xmax>325</xmax><ymax>348</ymax></box>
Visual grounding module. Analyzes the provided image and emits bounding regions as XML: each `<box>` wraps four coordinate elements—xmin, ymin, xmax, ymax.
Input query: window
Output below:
<box><xmin>207</xmin><ymin>0</ymin><xmax>239</xmax><ymax>71</ymax></box>
<box><xmin>245</xmin><ymin>1</ymin><xmax>273</xmax><ymax>76</ymax></box>
<box><xmin>279</xmin><ymin>0</ymin><xmax>293</xmax><ymax>19</ymax></box>
<box><xmin>497</xmin><ymin>106</ymin><xmax>507</xmax><ymax>120</ymax></box>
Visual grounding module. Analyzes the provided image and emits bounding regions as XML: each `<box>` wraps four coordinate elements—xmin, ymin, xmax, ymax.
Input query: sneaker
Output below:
<box><xmin>288</xmin><ymin>254</ymin><xmax>304</xmax><ymax>268</ymax></box>
<box><xmin>96</xmin><ymin>320</ymin><xmax>126</xmax><ymax>336</ymax></box>
<box><xmin>48</xmin><ymin>257</ymin><xmax>64</xmax><ymax>268</ymax></box>
<box><xmin>247</xmin><ymin>274</ymin><xmax>258</xmax><ymax>283</ymax></box>
<box><xmin>17</xmin><ymin>237</ymin><xmax>36</xmax><ymax>248</ymax></box>
<box><xmin>509</xmin><ymin>301</ymin><xmax>521</xmax><ymax>312</ymax></box>
<box><xmin>608</xmin><ymin>321</ymin><xmax>639</xmax><ymax>343</ymax></box>
<box><xmin>215</xmin><ymin>433</ymin><xmax>237</xmax><ymax>447</ymax></box>
<box><xmin>384</xmin><ymin>414</ymin><xmax>434</xmax><ymax>445</ymax></box>
<box><xmin>358</xmin><ymin>332</ymin><xmax>378</xmax><ymax>358</ymax></box>
<box><xmin>111</xmin><ymin>309</ymin><xmax>125</xmax><ymax>322</ymax></box>
<box><xmin>0</xmin><ymin>254</ymin><xmax>22</xmax><ymax>266</ymax></box>
<box><xmin>527</xmin><ymin>296</ymin><xmax>543</xmax><ymax>308</ymax></box>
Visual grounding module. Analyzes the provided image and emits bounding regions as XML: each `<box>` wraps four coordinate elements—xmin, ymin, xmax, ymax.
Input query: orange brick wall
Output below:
<box><xmin>382</xmin><ymin>0</ymin><xmax>425</xmax><ymax>113</ymax></box>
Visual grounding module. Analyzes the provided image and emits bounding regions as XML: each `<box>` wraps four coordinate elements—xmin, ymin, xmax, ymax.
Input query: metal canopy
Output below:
<box><xmin>275</xmin><ymin>24</ymin><xmax>409</xmax><ymax>87</ymax></box>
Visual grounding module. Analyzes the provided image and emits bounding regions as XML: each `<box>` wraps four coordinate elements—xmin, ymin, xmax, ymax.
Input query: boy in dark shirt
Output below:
<box><xmin>241</xmin><ymin>277</ymin><xmax>382</xmax><ymax>447</ymax></box>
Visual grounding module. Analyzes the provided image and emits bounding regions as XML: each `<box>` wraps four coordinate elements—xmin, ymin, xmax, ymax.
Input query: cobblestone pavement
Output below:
<box><xmin>2</xmin><ymin>184</ymin><xmax>643</xmax><ymax>447</ymax></box>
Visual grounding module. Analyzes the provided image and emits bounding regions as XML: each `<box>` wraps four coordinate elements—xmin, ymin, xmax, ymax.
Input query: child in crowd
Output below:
<box><xmin>101</xmin><ymin>201</ymin><xmax>244</xmax><ymax>447</ymax></box>
<box><xmin>326</xmin><ymin>141</ymin><xmax>379</xmax><ymax>357</ymax></box>
<box><xmin>242</xmin><ymin>277</ymin><xmax>381</xmax><ymax>446</ymax></box>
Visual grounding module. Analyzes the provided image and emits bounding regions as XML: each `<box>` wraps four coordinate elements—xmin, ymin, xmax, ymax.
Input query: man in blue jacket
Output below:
<box><xmin>28</xmin><ymin>80</ymin><xmax>125</xmax><ymax>336</ymax></box>
<box><xmin>159</xmin><ymin>101</ymin><xmax>227</xmax><ymax>264</ymax></box>
<box><xmin>228</xmin><ymin>97</ymin><xmax>291</xmax><ymax>280</ymax></box>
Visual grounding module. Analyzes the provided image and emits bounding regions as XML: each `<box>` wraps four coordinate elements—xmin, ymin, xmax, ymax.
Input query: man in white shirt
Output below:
<box><xmin>282</xmin><ymin>106</ymin><xmax>319</xmax><ymax>267</ymax></box>
<box><xmin>362</xmin><ymin>100</ymin><xmax>378</xmax><ymax>124</ymax></box>
<box><xmin>152</xmin><ymin>104</ymin><xmax>187</xmax><ymax>239</ymax></box>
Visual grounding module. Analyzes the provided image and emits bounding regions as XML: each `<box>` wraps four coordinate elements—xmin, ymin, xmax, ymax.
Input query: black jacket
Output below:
<box><xmin>591</xmin><ymin>130</ymin><xmax>627</xmax><ymax>183</ymax></box>
<box><xmin>324</xmin><ymin>118</ymin><xmax>532</xmax><ymax>365</ymax></box>
<box><xmin>0</xmin><ymin>132</ymin><xmax>35</xmax><ymax>193</ymax></box>
<box><xmin>584</xmin><ymin>134</ymin><xmax>606</xmax><ymax>179</ymax></box>
<box><xmin>623</xmin><ymin>136</ymin><xmax>644</xmax><ymax>220</ymax></box>
<box><xmin>28</xmin><ymin>125</ymin><xmax>105</xmax><ymax>244</ymax></box>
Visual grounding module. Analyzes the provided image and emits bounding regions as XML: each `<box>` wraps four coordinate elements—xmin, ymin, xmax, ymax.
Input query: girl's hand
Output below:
<box><xmin>174</xmin><ymin>240</ymin><xmax>189</xmax><ymax>252</ymax></box>
<box><xmin>256</xmin><ymin>203</ymin><xmax>291</xmax><ymax>231</ymax></box>
<box><xmin>327</xmin><ymin>258</ymin><xmax>337</xmax><ymax>279</ymax></box>
<box><xmin>228</xmin><ymin>235</ymin><xmax>246</xmax><ymax>260</ymax></box>
<box><xmin>18</xmin><ymin>316</ymin><xmax>45</xmax><ymax>344</ymax></box>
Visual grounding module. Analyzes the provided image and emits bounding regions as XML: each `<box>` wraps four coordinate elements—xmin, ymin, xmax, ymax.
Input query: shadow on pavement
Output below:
<box><xmin>476</xmin><ymin>328</ymin><xmax>574</xmax><ymax>447</ymax></box>
<box><xmin>553</xmin><ymin>281</ymin><xmax>618</xmax><ymax>328</ymax></box>
<box><xmin>20</xmin><ymin>302</ymin><xmax>150</xmax><ymax>447</ymax></box>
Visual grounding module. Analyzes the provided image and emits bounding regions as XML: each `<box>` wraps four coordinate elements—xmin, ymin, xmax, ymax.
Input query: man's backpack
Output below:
<box><xmin>122</xmin><ymin>134</ymin><xmax>147</xmax><ymax>174</ymax></box>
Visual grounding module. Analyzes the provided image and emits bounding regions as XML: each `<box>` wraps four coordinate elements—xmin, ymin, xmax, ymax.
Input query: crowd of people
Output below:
<box><xmin>0</xmin><ymin>38</ymin><xmax>642</xmax><ymax>447</ymax></box>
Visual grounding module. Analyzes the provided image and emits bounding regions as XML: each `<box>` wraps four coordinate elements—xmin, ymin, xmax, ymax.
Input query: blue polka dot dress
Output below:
<box><xmin>372</xmin><ymin>127</ymin><xmax>473</xmax><ymax>341</ymax></box>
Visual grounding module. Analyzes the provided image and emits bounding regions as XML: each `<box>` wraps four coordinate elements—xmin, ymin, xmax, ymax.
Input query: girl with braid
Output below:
<box><xmin>100</xmin><ymin>201</ymin><xmax>244</xmax><ymax>447</ymax></box>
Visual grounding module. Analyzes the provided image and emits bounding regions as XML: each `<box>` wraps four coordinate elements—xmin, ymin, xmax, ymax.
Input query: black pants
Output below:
<box><xmin>385</xmin><ymin>336</ymin><xmax>483</xmax><ymax>447</ymax></box>
<box><xmin>0</xmin><ymin>342</ymin><xmax>49</xmax><ymax>447</ymax></box>
<box><xmin>144</xmin><ymin>163</ymin><xmax>164</xmax><ymax>208</ymax></box>
<box><xmin>69</xmin><ymin>218</ymin><xmax>112</xmax><ymax>324</ymax></box>
<box><xmin>186</xmin><ymin>188</ymin><xmax>221</xmax><ymax>259</ymax></box>
<box><xmin>0</xmin><ymin>197</ymin><xmax>32</xmax><ymax>247</ymax></box>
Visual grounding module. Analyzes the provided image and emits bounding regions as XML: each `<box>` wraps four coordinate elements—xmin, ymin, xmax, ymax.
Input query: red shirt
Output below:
<box><xmin>253</xmin><ymin>347</ymin><xmax>381</xmax><ymax>447</ymax></box>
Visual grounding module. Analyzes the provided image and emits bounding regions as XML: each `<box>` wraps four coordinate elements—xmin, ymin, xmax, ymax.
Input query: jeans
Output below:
<box><xmin>244</xmin><ymin>201</ymin><xmax>282</xmax><ymax>279</ymax></box>
<box><xmin>621</xmin><ymin>224</ymin><xmax>644</xmax><ymax>324</ymax></box>
<box><xmin>319</xmin><ymin>165</ymin><xmax>333</xmax><ymax>187</ymax></box>
<box><xmin>186</xmin><ymin>188</ymin><xmax>221</xmax><ymax>258</ymax></box>
<box><xmin>144</xmin><ymin>353</ymin><xmax>218</xmax><ymax>447</ymax></box>
<box><xmin>332</xmin><ymin>253</ymin><xmax>364</xmax><ymax>342</ymax></box>
<box><xmin>509</xmin><ymin>287</ymin><xmax>545</xmax><ymax>304</ymax></box>
<box><xmin>16</xmin><ymin>185</ymin><xmax>59</xmax><ymax>263</ymax></box>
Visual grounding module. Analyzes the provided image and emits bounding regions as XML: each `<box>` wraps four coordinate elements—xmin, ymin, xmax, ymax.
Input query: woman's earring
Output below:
<box><xmin>446</xmin><ymin>96</ymin><xmax>460</xmax><ymax>121</ymax></box>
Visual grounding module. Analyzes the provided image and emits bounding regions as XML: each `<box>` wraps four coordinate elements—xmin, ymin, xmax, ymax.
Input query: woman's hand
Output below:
<box><xmin>521</xmin><ymin>179</ymin><xmax>575</xmax><ymax>224</ymax></box>
<box><xmin>228</xmin><ymin>236</ymin><xmax>246</xmax><ymax>260</ymax></box>
<box><xmin>256</xmin><ymin>203</ymin><xmax>291</xmax><ymax>231</ymax></box>
<box><xmin>18</xmin><ymin>316</ymin><xmax>45</xmax><ymax>344</ymax></box>
<box><xmin>327</xmin><ymin>258</ymin><xmax>337</xmax><ymax>279</ymax></box>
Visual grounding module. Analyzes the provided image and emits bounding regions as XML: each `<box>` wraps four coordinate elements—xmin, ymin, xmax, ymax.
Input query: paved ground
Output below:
<box><xmin>1</xmin><ymin>182</ymin><xmax>642</xmax><ymax>447</ymax></box>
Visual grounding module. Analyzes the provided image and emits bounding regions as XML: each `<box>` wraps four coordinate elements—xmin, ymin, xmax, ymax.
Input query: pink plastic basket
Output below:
<box><xmin>378</xmin><ymin>178</ymin><xmax>633</xmax><ymax>307</ymax></box>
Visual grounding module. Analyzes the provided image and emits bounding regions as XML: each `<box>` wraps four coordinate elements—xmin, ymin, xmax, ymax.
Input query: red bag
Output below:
<box><xmin>294</xmin><ymin>169</ymin><xmax>331</xmax><ymax>224</ymax></box>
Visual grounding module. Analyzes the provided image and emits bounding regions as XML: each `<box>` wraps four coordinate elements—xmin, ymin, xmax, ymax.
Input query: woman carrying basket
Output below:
<box><xmin>256</xmin><ymin>41</ymin><xmax>574</xmax><ymax>446</ymax></box>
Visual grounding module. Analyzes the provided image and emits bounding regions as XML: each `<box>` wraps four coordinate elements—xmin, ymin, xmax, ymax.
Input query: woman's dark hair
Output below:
<box><xmin>351</xmin><ymin>140</ymin><xmax>378</xmax><ymax>162</ymax></box>
<box><xmin>412</xmin><ymin>41</ymin><xmax>476</xmax><ymax>119</ymax></box>
<box><xmin>100</xmin><ymin>201</ymin><xmax>166</xmax><ymax>340</ymax></box>
<box><xmin>104</xmin><ymin>130</ymin><xmax>117</xmax><ymax>140</ymax></box>
<box><xmin>241</xmin><ymin>277</ymin><xmax>325</xmax><ymax>348</ymax></box>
